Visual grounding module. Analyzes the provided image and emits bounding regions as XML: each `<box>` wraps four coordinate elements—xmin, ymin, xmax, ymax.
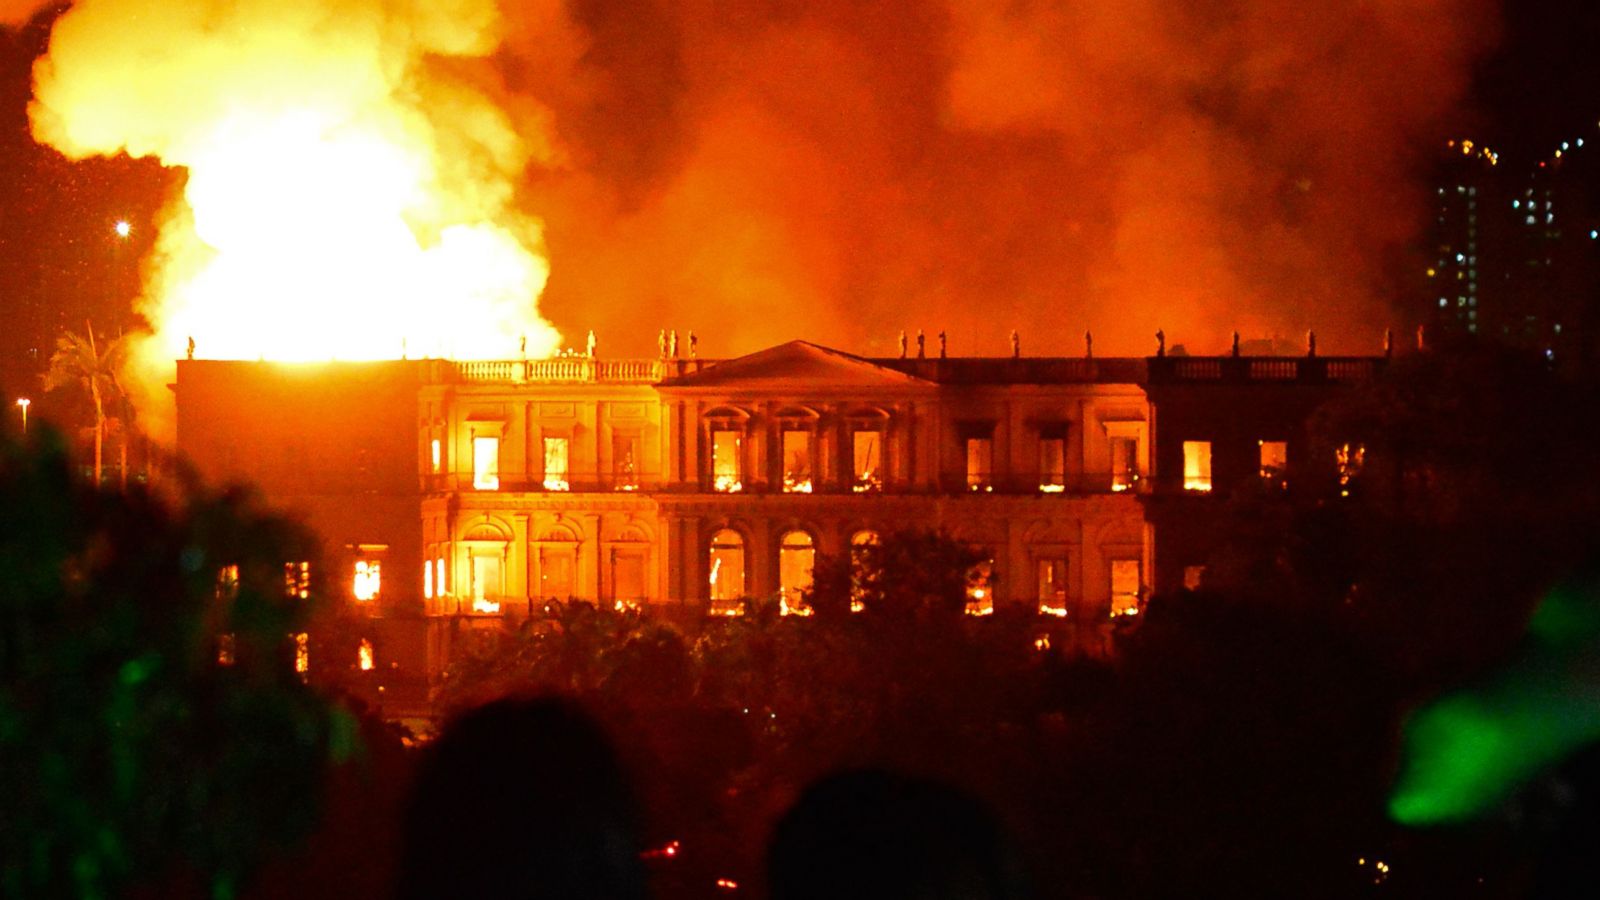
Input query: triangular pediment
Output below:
<box><xmin>663</xmin><ymin>341</ymin><xmax>934</xmax><ymax>389</ymax></box>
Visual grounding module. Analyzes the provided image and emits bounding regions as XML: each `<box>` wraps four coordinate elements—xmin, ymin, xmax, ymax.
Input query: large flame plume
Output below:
<box><xmin>21</xmin><ymin>0</ymin><xmax>1497</xmax><ymax>378</ymax></box>
<box><xmin>28</xmin><ymin>0</ymin><xmax>561</xmax><ymax>368</ymax></box>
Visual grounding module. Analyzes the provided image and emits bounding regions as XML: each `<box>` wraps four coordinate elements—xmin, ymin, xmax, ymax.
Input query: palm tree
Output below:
<box><xmin>43</xmin><ymin>324</ymin><xmax>127</xmax><ymax>487</ymax></box>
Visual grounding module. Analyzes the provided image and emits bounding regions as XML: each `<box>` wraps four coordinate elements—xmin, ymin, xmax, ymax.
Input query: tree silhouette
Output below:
<box><xmin>42</xmin><ymin>324</ymin><xmax>127</xmax><ymax>487</ymax></box>
<box><xmin>0</xmin><ymin>426</ymin><xmax>359</xmax><ymax>898</ymax></box>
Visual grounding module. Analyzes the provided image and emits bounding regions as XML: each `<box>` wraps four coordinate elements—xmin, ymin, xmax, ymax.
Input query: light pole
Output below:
<box><xmin>15</xmin><ymin>398</ymin><xmax>30</xmax><ymax>434</ymax></box>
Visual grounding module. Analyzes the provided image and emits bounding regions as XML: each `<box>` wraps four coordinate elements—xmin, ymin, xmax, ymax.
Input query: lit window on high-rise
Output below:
<box><xmin>358</xmin><ymin>639</ymin><xmax>374</xmax><ymax>671</ymax></box>
<box><xmin>1110</xmin><ymin>560</ymin><xmax>1141</xmax><ymax>617</ymax></box>
<box><xmin>1182</xmin><ymin>441</ymin><xmax>1212</xmax><ymax>492</ymax></box>
<box><xmin>712</xmin><ymin>429</ymin><xmax>742</xmax><ymax>492</ymax></box>
<box><xmin>782</xmin><ymin>431</ymin><xmax>813</xmax><ymax>493</ymax></box>
<box><xmin>853</xmin><ymin>430</ymin><xmax>882</xmax><ymax>492</ymax></box>
<box><xmin>472</xmin><ymin>436</ymin><xmax>499</xmax><ymax>490</ymax></box>
<box><xmin>430</xmin><ymin>437</ymin><xmax>441</xmax><ymax>473</ymax></box>
<box><xmin>543</xmin><ymin>436</ymin><xmax>570</xmax><ymax>491</ymax></box>
<box><xmin>284</xmin><ymin>561</ymin><xmax>310</xmax><ymax>599</ymax></box>
<box><xmin>294</xmin><ymin>632</ymin><xmax>309</xmax><ymax>677</ymax></box>
<box><xmin>354</xmin><ymin>560</ymin><xmax>381</xmax><ymax>602</ymax></box>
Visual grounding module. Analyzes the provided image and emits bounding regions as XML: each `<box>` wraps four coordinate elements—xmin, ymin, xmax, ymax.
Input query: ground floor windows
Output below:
<box><xmin>1037</xmin><ymin>557</ymin><xmax>1068</xmax><ymax>617</ymax></box>
<box><xmin>1110</xmin><ymin>559</ymin><xmax>1142</xmax><ymax>617</ymax></box>
<box><xmin>471</xmin><ymin>552</ymin><xmax>503</xmax><ymax>614</ymax></box>
<box><xmin>778</xmin><ymin>530</ymin><xmax>816</xmax><ymax>616</ymax></box>
<box><xmin>709</xmin><ymin>529</ymin><xmax>746</xmax><ymax>614</ymax></box>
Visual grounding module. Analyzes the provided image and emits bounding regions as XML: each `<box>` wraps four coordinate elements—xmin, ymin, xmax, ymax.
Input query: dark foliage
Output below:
<box><xmin>0</xmin><ymin>426</ymin><xmax>360</xmax><ymax>899</ymax></box>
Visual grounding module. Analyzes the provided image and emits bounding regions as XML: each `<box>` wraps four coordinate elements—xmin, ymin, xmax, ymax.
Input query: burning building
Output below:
<box><xmin>173</xmin><ymin>338</ymin><xmax>1383</xmax><ymax>709</ymax></box>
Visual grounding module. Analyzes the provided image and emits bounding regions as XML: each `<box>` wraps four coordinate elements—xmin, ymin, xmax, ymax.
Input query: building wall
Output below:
<box><xmin>174</xmin><ymin>344</ymin><xmax>1381</xmax><ymax>697</ymax></box>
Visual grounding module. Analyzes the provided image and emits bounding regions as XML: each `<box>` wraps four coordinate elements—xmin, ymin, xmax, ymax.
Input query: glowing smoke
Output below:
<box><xmin>512</xmin><ymin>0</ymin><xmax>1495</xmax><ymax>357</ymax></box>
<box><xmin>25</xmin><ymin>0</ymin><xmax>1497</xmax><ymax>375</ymax></box>
<box><xmin>28</xmin><ymin>0</ymin><xmax>562</xmax><ymax>379</ymax></box>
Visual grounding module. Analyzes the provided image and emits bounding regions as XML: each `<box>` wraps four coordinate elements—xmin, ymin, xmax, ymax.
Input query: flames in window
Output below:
<box><xmin>852</xmin><ymin>430</ymin><xmax>882</xmax><ymax>493</ymax></box>
<box><xmin>712</xmin><ymin>430</ymin><xmax>742</xmax><ymax>493</ymax></box>
<box><xmin>1336</xmin><ymin>442</ymin><xmax>1365</xmax><ymax>498</ymax></box>
<box><xmin>965</xmin><ymin>559</ymin><xmax>995</xmax><ymax>616</ymax></box>
<box><xmin>781</xmin><ymin>431</ymin><xmax>813</xmax><ymax>493</ymax></box>
<box><xmin>1110</xmin><ymin>436</ymin><xmax>1139</xmax><ymax>492</ymax></box>
<box><xmin>353</xmin><ymin>560</ymin><xmax>381</xmax><ymax>602</ymax></box>
<box><xmin>543</xmin><ymin>436</ymin><xmax>570</xmax><ymax>491</ymax></box>
<box><xmin>294</xmin><ymin>632</ymin><xmax>309</xmax><ymax>677</ymax></box>
<box><xmin>1183</xmin><ymin>441</ymin><xmax>1213</xmax><ymax>492</ymax></box>
<box><xmin>1110</xmin><ymin>559</ymin><xmax>1142</xmax><ymax>617</ymax></box>
<box><xmin>358</xmin><ymin>638</ymin><xmax>374</xmax><ymax>671</ymax></box>
<box><xmin>472</xmin><ymin>435</ymin><xmax>500</xmax><ymax>490</ymax></box>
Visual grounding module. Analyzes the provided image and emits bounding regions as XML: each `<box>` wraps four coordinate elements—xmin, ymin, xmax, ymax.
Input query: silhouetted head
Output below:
<box><xmin>768</xmin><ymin>769</ymin><xmax>1028</xmax><ymax>900</ymax></box>
<box><xmin>397</xmin><ymin>696</ymin><xmax>644</xmax><ymax>900</ymax></box>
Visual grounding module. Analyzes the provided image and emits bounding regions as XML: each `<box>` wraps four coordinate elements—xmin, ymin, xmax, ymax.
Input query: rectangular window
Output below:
<box><xmin>1183</xmin><ymin>440</ymin><xmax>1213</xmax><ymax>492</ymax></box>
<box><xmin>1039</xmin><ymin>437</ymin><xmax>1066</xmax><ymax>493</ymax></box>
<box><xmin>435</xmin><ymin>558</ymin><xmax>446</xmax><ymax>596</ymax></box>
<box><xmin>539</xmin><ymin>546</ymin><xmax>575</xmax><ymax>600</ymax></box>
<box><xmin>294</xmin><ymin>632</ymin><xmax>309</xmax><ymax>677</ymax></box>
<box><xmin>472</xmin><ymin>436</ymin><xmax>500</xmax><ymax>490</ymax></box>
<box><xmin>283</xmin><ymin>561</ymin><xmax>309</xmax><ymax>600</ymax></box>
<box><xmin>430</xmin><ymin>437</ymin><xmax>441</xmax><ymax>473</ymax></box>
<box><xmin>1110</xmin><ymin>437</ymin><xmax>1138</xmax><ymax>492</ymax></box>
<box><xmin>966</xmin><ymin>438</ymin><xmax>993</xmax><ymax>491</ymax></box>
<box><xmin>852</xmin><ymin>430</ymin><xmax>882</xmax><ymax>492</ymax></box>
<box><xmin>1110</xmin><ymin>559</ymin><xmax>1141</xmax><ymax>617</ymax></box>
<box><xmin>543</xmin><ymin>436</ymin><xmax>570</xmax><ymax>491</ymax></box>
<box><xmin>782</xmin><ymin>430</ymin><xmax>813</xmax><ymax>493</ymax></box>
<box><xmin>611</xmin><ymin>550</ymin><xmax>647</xmax><ymax>604</ymax></box>
<box><xmin>1336</xmin><ymin>442</ymin><xmax>1365</xmax><ymax>498</ymax></box>
<box><xmin>471</xmin><ymin>554</ymin><xmax>502</xmax><ymax>614</ymax></box>
<box><xmin>1037</xmin><ymin>557</ymin><xmax>1068</xmax><ymax>616</ymax></box>
<box><xmin>712</xmin><ymin>429</ymin><xmax>742</xmax><ymax>492</ymax></box>
<box><xmin>612</xmin><ymin>433</ymin><xmax>639</xmax><ymax>491</ymax></box>
<box><xmin>1259</xmin><ymin>440</ymin><xmax>1288</xmax><ymax>480</ymax></box>
<box><xmin>423</xmin><ymin>558</ymin><xmax>433</xmax><ymax>599</ymax></box>
<box><xmin>965</xmin><ymin>559</ymin><xmax>995</xmax><ymax>615</ymax></box>
<box><xmin>353</xmin><ymin>560</ymin><xmax>381</xmax><ymax>602</ymax></box>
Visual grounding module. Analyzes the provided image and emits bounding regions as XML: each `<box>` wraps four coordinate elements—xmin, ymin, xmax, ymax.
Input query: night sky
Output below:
<box><xmin>1</xmin><ymin>0</ymin><xmax>1597</xmax><ymax>388</ymax></box>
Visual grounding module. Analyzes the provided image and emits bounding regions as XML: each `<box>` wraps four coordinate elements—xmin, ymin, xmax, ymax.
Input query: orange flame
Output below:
<box><xmin>29</xmin><ymin>0</ymin><xmax>561</xmax><ymax>380</ymax></box>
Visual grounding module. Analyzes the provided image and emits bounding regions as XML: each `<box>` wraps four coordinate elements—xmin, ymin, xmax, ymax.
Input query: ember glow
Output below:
<box><xmin>28</xmin><ymin>0</ymin><xmax>560</xmax><ymax>374</ymax></box>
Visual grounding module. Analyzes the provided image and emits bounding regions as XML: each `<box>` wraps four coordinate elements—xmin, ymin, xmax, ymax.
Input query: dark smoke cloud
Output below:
<box><xmin>508</xmin><ymin>0</ymin><xmax>1495</xmax><ymax>358</ymax></box>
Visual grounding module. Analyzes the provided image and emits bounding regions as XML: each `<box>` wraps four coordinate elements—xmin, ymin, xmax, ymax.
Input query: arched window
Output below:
<box><xmin>849</xmin><ymin>530</ymin><xmax>881</xmax><ymax>612</ymax></box>
<box><xmin>778</xmin><ymin>530</ymin><xmax>816</xmax><ymax>616</ymax></box>
<box><xmin>708</xmin><ymin>529</ymin><xmax>746</xmax><ymax>614</ymax></box>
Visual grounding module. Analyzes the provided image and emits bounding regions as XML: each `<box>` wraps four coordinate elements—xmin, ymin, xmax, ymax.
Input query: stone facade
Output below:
<box><xmin>173</xmin><ymin>340</ymin><xmax>1384</xmax><ymax>705</ymax></box>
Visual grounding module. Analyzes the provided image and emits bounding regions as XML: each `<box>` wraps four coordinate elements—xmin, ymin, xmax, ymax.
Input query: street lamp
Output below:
<box><xmin>114</xmin><ymin>220</ymin><xmax>131</xmax><ymax>239</ymax></box>
<box><xmin>15</xmin><ymin>398</ymin><xmax>30</xmax><ymax>434</ymax></box>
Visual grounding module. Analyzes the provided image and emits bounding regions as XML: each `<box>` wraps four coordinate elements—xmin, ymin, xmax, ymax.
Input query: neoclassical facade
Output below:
<box><xmin>174</xmin><ymin>340</ymin><xmax>1382</xmax><ymax>696</ymax></box>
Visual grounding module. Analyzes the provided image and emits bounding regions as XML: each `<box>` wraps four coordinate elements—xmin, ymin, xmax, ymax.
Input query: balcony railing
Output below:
<box><xmin>441</xmin><ymin>358</ymin><xmax>666</xmax><ymax>385</ymax></box>
<box><xmin>426</xmin><ymin>471</ymin><xmax>1153</xmax><ymax>497</ymax></box>
<box><xmin>1149</xmin><ymin>356</ymin><xmax>1384</xmax><ymax>384</ymax></box>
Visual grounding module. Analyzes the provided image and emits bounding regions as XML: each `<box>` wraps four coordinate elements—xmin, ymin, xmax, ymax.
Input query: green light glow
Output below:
<box><xmin>1389</xmin><ymin>589</ymin><xmax>1600</xmax><ymax>825</ymax></box>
